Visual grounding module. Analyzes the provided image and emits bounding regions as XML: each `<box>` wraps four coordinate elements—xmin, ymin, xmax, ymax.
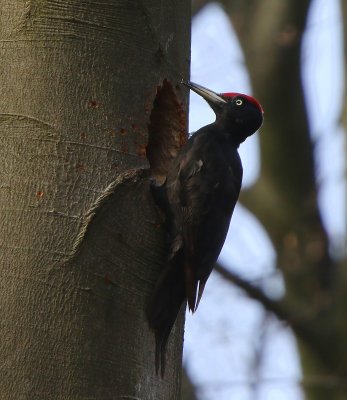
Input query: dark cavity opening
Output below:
<box><xmin>146</xmin><ymin>79</ymin><xmax>187</xmax><ymax>183</ymax></box>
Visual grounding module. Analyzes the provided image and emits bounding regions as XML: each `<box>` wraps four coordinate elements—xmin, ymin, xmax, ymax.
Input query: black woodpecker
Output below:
<box><xmin>147</xmin><ymin>81</ymin><xmax>264</xmax><ymax>376</ymax></box>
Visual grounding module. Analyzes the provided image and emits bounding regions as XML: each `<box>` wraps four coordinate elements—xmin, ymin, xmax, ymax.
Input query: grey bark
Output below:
<box><xmin>0</xmin><ymin>1</ymin><xmax>190</xmax><ymax>399</ymax></box>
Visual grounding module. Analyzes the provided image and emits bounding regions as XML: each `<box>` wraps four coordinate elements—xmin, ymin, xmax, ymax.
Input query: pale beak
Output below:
<box><xmin>182</xmin><ymin>81</ymin><xmax>227</xmax><ymax>107</ymax></box>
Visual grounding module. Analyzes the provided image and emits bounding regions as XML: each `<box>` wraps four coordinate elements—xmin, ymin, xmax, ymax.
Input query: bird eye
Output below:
<box><xmin>235</xmin><ymin>99</ymin><xmax>243</xmax><ymax>106</ymax></box>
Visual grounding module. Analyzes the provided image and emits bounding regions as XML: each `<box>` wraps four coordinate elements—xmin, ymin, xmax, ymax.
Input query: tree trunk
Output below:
<box><xmin>0</xmin><ymin>1</ymin><xmax>190</xmax><ymax>399</ymax></box>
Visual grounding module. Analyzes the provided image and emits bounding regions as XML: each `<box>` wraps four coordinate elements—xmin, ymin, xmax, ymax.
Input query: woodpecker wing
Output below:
<box><xmin>166</xmin><ymin>128</ymin><xmax>243</xmax><ymax>311</ymax></box>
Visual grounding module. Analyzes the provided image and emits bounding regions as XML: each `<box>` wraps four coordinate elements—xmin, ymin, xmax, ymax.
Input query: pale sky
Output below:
<box><xmin>184</xmin><ymin>1</ymin><xmax>345</xmax><ymax>399</ymax></box>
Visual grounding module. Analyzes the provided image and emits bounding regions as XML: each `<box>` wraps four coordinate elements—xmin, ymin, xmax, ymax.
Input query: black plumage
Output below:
<box><xmin>147</xmin><ymin>81</ymin><xmax>264</xmax><ymax>376</ymax></box>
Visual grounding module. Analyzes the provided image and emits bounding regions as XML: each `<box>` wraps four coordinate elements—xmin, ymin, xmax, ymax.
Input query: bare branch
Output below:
<box><xmin>215</xmin><ymin>264</ymin><xmax>289</xmax><ymax>321</ymax></box>
<box><xmin>215</xmin><ymin>263</ymin><xmax>334</xmax><ymax>368</ymax></box>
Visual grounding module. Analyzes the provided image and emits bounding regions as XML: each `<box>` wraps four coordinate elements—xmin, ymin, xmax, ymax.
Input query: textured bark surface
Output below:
<box><xmin>0</xmin><ymin>1</ymin><xmax>190</xmax><ymax>399</ymax></box>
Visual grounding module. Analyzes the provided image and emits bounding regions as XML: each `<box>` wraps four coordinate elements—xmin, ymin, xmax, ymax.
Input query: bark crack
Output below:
<box><xmin>68</xmin><ymin>168</ymin><xmax>147</xmax><ymax>262</ymax></box>
<box><xmin>0</xmin><ymin>113</ymin><xmax>55</xmax><ymax>129</ymax></box>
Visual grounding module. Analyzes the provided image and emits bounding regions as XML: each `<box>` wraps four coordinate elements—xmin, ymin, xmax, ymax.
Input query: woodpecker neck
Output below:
<box><xmin>214</xmin><ymin>119</ymin><xmax>245</xmax><ymax>148</ymax></box>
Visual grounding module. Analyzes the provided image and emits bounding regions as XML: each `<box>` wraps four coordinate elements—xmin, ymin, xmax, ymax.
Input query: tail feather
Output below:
<box><xmin>147</xmin><ymin>257</ymin><xmax>186</xmax><ymax>376</ymax></box>
<box><xmin>185</xmin><ymin>260</ymin><xmax>198</xmax><ymax>312</ymax></box>
<box><xmin>195</xmin><ymin>280</ymin><xmax>206</xmax><ymax>310</ymax></box>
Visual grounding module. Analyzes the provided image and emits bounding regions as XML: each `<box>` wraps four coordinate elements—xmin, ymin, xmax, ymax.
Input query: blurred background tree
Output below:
<box><xmin>184</xmin><ymin>1</ymin><xmax>346</xmax><ymax>399</ymax></box>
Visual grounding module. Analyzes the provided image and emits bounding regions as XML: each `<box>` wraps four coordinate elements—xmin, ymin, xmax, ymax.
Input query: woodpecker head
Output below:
<box><xmin>183</xmin><ymin>81</ymin><xmax>264</xmax><ymax>144</ymax></box>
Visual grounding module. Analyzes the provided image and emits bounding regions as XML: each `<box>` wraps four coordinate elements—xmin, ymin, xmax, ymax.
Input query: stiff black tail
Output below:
<box><xmin>147</xmin><ymin>259</ymin><xmax>186</xmax><ymax>377</ymax></box>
